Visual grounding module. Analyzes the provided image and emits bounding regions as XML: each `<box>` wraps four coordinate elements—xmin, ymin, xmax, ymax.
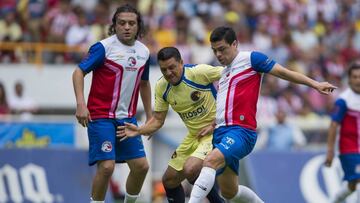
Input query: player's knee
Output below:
<box><xmin>183</xmin><ymin>165</ymin><xmax>201</xmax><ymax>181</ymax></box>
<box><xmin>133</xmin><ymin>161</ymin><xmax>149</xmax><ymax>175</ymax></box>
<box><xmin>203</xmin><ymin>155</ymin><xmax>218</xmax><ymax>168</ymax></box>
<box><xmin>162</xmin><ymin>174</ymin><xmax>177</xmax><ymax>188</ymax></box>
<box><xmin>98</xmin><ymin>161</ymin><xmax>115</xmax><ymax>177</ymax></box>
<box><xmin>221</xmin><ymin>189</ymin><xmax>237</xmax><ymax>200</ymax></box>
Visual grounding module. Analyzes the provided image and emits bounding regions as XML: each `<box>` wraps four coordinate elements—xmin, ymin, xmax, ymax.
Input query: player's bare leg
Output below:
<box><xmin>125</xmin><ymin>157</ymin><xmax>149</xmax><ymax>202</ymax></box>
<box><xmin>91</xmin><ymin>160</ymin><xmax>115</xmax><ymax>200</ymax></box>
<box><xmin>162</xmin><ymin>166</ymin><xmax>186</xmax><ymax>203</ymax></box>
<box><xmin>183</xmin><ymin>157</ymin><xmax>203</xmax><ymax>182</ymax></box>
<box><xmin>217</xmin><ymin>167</ymin><xmax>238</xmax><ymax>199</ymax></box>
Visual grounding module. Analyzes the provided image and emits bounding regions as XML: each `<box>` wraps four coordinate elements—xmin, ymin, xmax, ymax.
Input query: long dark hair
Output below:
<box><xmin>108</xmin><ymin>4</ymin><xmax>145</xmax><ymax>39</ymax></box>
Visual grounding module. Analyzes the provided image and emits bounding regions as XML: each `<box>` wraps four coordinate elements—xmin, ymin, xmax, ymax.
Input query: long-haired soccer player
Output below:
<box><xmin>72</xmin><ymin>4</ymin><xmax>151</xmax><ymax>203</ymax></box>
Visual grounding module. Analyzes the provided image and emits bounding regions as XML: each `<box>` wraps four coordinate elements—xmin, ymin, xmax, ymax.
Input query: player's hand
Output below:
<box><xmin>117</xmin><ymin>122</ymin><xmax>139</xmax><ymax>141</ymax></box>
<box><xmin>316</xmin><ymin>82</ymin><xmax>337</xmax><ymax>95</ymax></box>
<box><xmin>75</xmin><ymin>104</ymin><xmax>91</xmax><ymax>127</ymax></box>
<box><xmin>197</xmin><ymin>124</ymin><xmax>215</xmax><ymax>140</ymax></box>
<box><xmin>324</xmin><ymin>150</ymin><xmax>334</xmax><ymax>167</ymax></box>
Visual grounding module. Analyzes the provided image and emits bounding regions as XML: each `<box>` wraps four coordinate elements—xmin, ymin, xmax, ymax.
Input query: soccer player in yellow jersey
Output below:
<box><xmin>118</xmin><ymin>47</ymin><xmax>224</xmax><ymax>203</ymax></box>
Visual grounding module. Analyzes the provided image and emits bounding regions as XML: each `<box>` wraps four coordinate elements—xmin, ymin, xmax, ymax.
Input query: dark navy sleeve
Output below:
<box><xmin>331</xmin><ymin>99</ymin><xmax>347</xmax><ymax>123</ymax></box>
<box><xmin>250</xmin><ymin>51</ymin><xmax>276</xmax><ymax>73</ymax></box>
<box><xmin>141</xmin><ymin>58</ymin><xmax>150</xmax><ymax>80</ymax></box>
<box><xmin>78</xmin><ymin>42</ymin><xmax>105</xmax><ymax>73</ymax></box>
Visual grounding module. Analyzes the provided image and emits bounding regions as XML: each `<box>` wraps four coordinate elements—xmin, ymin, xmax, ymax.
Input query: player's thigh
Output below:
<box><xmin>162</xmin><ymin>166</ymin><xmax>185</xmax><ymax>188</ymax></box>
<box><xmin>168</xmin><ymin>133</ymin><xmax>196</xmax><ymax>171</ymax></box>
<box><xmin>203</xmin><ymin>148</ymin><xmax>226</xmax><ymax>170</ymax></box>
<box><xmin>217</xmin><ymin>167</ymin><xmax>239</xmax><ymax>199</ymax></box>
<box><xmin>126</xmin><ymin>157</ymin><xmax>149</xmax><ymax>174</ymax></box>
<box><xmin>183</xmin><ymin>156</ymin><xmax>203</xmax><ymax>179</ymax></box>
<box><xmin>87</xmin><ymin>119</ymin><xmax>117</xmax><ymax>166</ymax></box>
<box><xmin>183</xmin><ymin>135</ymin><xmax>213</xmax><ymax>176</ymax></box>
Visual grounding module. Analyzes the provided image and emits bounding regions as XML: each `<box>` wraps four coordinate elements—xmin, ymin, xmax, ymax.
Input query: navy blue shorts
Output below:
<box><xmin>213</xmin><ymin>125</ymin><xmax>257</xmax><ymax>175</ymax></box>
<box><xmin>87</xmin><ymin>118</ymin><xmax>146</xmax><ymax>166</ymax></box>
<box><xmin>339</xmin><ymin>154</ymin><xmax>360</xmax><ymax>181</ymax></box>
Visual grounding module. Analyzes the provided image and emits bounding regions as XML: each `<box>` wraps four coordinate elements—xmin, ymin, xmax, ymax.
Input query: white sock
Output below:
<box><xmin>90</xmin><ymin>197</ymin><xmax>104</xmax><ymax>203</ymax></box>
<box><xmin>230</xmin><ymin>185</ymin><xmax>264</xmax><ymax>203</ymax></box>
<box><xmin>124</xmin><ymin>192</ymin><xmax>139</xmax><ymax>203</ymax></box>
<box><xmin>332</xmin><ymin>185</ymin><xmax>352</xmax><ymax>203</ymax></box>
<box><xmin>188</xmin><ymin>167</ymin><xmax>216</xmax><ymax>203</ymax></box>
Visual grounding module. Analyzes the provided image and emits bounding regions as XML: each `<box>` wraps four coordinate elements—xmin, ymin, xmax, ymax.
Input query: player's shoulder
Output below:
<box><xmin>134</xmin><ymin>40</ymin><xmax>150</xmax><ymax>56</ymax></box>
<box><xmin>99</xmin><ymin>35</ymin><xmax>117</xmax><ymax>48</ymax></box>
<box><xmin>339</xmin><ymin>88</ymin><xmax>353</xmax><ymax>100</ymax></box>
<box><xmin>155</xmin><ymin>76</ymin><xmax>169</xmax><ymax>90</ymax></box>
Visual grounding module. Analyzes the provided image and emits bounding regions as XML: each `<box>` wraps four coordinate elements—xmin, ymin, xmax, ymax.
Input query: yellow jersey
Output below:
<box><xmin>155</xmin><ymin>64</ymin><xmax>223</xmax><ymax>135</ymax></box>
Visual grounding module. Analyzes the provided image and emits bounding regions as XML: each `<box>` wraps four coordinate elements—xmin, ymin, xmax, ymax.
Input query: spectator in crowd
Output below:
<box><xmin>257</xmin><ymin>109</ymin><xmax>307</xmax><ymax>151</ymax></box>
<box><xmin>325</xmin><ymin>62</ymin><xmax>360</xmax><ymax>203</ymax></box>
<box><xmin>0</xmin><ymin>8</ymin><xmax>22</xmax><ymax>62</ymax></box>
<box><xmin>0</xmin><ymin>81</ymin><xmax>10</xmax><ymax>115</ymax></box>
<box><xmin>65</xmin><ymin>8</ymin><xmax>93</xmax><ymax>62</ymax></box>
<box><xmin>8</xmin><ymin>81</ymin><xmax>37</xmax><ymax>118</ymax></box>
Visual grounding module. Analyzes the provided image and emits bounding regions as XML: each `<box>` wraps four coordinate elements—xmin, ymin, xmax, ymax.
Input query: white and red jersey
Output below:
<box><xmin>78</xmin><ymin>35</ymin><xmax>150</xmax><ymax>120</ymax></box>
<box><xmin>331</xmin><ymin>88</ymin><xmax>360</xmax><ymax>154</ymax></box>
<box><xmin>215</xmin><ymin>51</ymin><xmax>275</xmax><ymax>130</ymax></box>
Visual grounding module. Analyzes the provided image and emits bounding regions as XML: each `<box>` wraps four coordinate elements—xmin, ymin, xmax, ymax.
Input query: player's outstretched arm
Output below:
<box><xmin>325</xmin><ymin>121</ymin><xmax>339</xmax><ymax>167</ymax></box>
<box><xmin>117</xmin><ymin>111</ymin><xmax>167</xmax><ymax>140</ymax></box>
<box><xmin>269</xmin><ymin>63</ymin><xmax>337</xmax><ymax>95</ymax></box>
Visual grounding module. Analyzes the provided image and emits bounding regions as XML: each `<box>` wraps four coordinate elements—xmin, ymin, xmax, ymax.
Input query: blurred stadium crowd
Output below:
<box><xmin>1</xmin><ymin>0</ymin><xmax>360</xmax><ymax>128</ymax></box>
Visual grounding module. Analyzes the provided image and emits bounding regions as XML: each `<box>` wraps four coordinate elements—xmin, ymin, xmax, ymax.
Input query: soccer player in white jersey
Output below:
<box><xmin>325</xmin><ymin>63</ymin><xmax>360</xmax><ymax>203</ymax></box>
<box><xmin>188</xmin><ymin>26</ymin><xmax>337</xmax><ymax>203</ymax></box>
<box><xmin>72</xmin><ymin>4</ymin><xmax>151</xmax><ymax>203</ymax></box>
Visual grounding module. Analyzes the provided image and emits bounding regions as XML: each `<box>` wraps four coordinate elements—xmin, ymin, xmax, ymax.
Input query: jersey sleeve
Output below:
<box><xmin>331</xmin><ymin>98</ymin><xmax>347</xmax><ymax>123</ymax></box>
<box><xmin>154</xmin><ymin>80</ymin><xmax>169</xmax><ymax>112</ymax></box>
<box><xmin>78</xmin><ymin>42</ymin><xmax>105</xmax><ymax>73</ymax></box>
<box><xmin>141</xmin><ymin>58</ymin><xmax>150</xmax><ymax>80</ymax></box>
<box><xmin>191</xmin><ymin>64</ymin><xmax>223</xmax><ymax>84</ymax></box>
<box><xmin>250</xmin><ymin>51</ymin><xmax>276</xmax><ymax>73</ymax></box>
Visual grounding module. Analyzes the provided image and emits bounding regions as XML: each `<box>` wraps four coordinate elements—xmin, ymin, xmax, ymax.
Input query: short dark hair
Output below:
<box><xmin>157</xmin><ymin>47</ymin><xmax>182</xmax><ymax>62</ymax></box>
<box><xmin>210</xmin><ymin>26</ymin><xmax>237</xmax><ymax>45</ymax></box>
<box><xmin>348</xmin><ymin>62</ymin><xmax>360</xmax><ymax>77</ymax></box>
<box><xmin>108</xmin><ymin>4</ymin><xmax>145</xmax><ymax>39</ymax></box>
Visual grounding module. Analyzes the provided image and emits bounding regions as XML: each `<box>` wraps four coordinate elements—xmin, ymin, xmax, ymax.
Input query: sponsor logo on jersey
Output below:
<box><xmin>127</xmin><ymin>49</ymin><xmax>136</xmax><ymax>53</ymax></box>
<box><xmin>136</xmin><ymin>55</ymin><xmax>147</xmax><ymax>61</ymax></box>
<box><xmin>127</xmin><ymin>57</ymin><xmax>137</xmax><ymax>67</ymax></box>
<box><xmin>101</xmin><ymin>141</ymin><xmax>112</xmax><ymax>152</ymax></box>
<box><xmin>178</xmin><ymin>105</ymin><xmax>207</xmax><ymax>121</ymax></box>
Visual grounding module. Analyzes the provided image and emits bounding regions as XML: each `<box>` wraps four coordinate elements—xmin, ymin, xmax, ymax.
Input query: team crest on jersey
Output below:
<box><xmin>101</xmin><ymin>141</ymin><xmax>112</xmax><ymax>152</ymax></box>
<box><xmin>127</xmin><ymin>57</ymin><xmax>137</xmax><ymax>67</ymax></box>
<box><xmin>191</xmin><ymin>91</ymin><xmax>201</xmax><ymax>101</ymax></box>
